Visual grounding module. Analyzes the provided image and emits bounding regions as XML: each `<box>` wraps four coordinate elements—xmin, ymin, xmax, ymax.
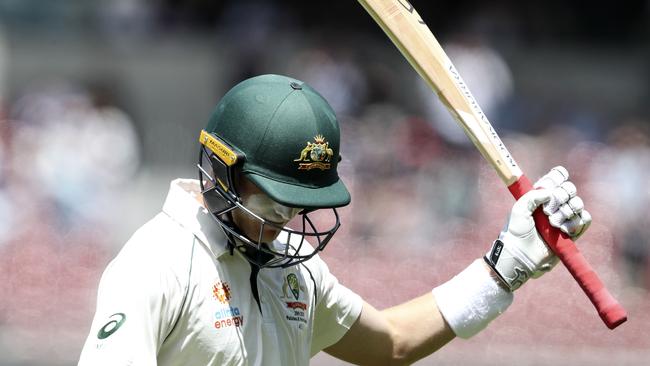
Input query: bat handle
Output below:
<box><xmin>508</xmin><ymin>175</ymin><xmax>627</xmax><ymax>329</ymax></box>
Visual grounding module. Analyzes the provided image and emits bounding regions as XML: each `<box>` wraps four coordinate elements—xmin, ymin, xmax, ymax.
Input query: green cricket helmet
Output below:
<box><xmin>198</xmin><ymin>74</ymin><xmax>350</xmax><ymax>268</ymax></box>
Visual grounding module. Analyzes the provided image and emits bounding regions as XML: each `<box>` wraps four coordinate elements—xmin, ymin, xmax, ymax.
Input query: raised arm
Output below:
<box><xmin>325</xmin><ymin>167</ymin><xmax>591</xmax><ymax>365</ymax></box>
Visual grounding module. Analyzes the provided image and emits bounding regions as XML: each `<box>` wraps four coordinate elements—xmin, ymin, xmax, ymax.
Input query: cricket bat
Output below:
<box><xmin>357</xmin><ymin>0</ymin><xmax>627</xmax><ymax>329</ymax></box>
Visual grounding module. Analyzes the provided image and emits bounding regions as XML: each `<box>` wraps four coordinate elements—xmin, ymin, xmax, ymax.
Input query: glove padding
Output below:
<box><xmin>534</xmin><ymin>166</ymin><xmax>592</xmax><ymax>238</ymax></box>
<box><xmin>485</xmin><ymin>166</ymin><xmax>592</xmax><ymax>291</ymax></box>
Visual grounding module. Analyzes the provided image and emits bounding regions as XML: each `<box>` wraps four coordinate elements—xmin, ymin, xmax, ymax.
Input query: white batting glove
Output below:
<box><xmin>533</xmin><ymin>166</ymin><xmax>592</xmax><ymax>239</ymax></box>
<box><xmin>484</xmin><ymin>166</ymin><xmax>592</xmax><ymax>291</ymax></box>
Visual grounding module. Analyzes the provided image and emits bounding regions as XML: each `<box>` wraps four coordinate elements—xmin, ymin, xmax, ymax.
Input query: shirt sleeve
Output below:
<box><xmin>78</xmin><ymin>230</ymin><xmax>187</xmax><ymax>366</ymax></box>
<box><xmin>309</xmin><ymin>254</ymin><xmax>363</xmax><ymax>356</ymax></box>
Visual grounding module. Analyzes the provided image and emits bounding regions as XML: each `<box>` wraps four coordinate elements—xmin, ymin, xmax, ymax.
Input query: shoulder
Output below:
<box><xmin>125</xmin><ymin>212</ymin><xmax>194</xmax><ymax>261</ymax></box>
<box><xmin>101</xmin><ymin>212</ymin><xmax>196</xmax><ymax>292</ymax></box>
<box><xmin>131</xmin><ymin>212</ymin><xmax>195</xmax><ymax>250</ymax></box>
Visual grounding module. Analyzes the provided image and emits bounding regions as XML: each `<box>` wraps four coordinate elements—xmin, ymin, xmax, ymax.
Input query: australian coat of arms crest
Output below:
<box><xmin>294</xmin><ymin>134</ymin><xmax>333</xmax><ymax>170</ymax></box>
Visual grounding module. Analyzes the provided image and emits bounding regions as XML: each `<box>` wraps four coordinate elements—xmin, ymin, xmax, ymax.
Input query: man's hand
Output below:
<box><xmin>485</xmin><ymin>166</ymin><xmax>592</xmax><ymax>291</ymax></box>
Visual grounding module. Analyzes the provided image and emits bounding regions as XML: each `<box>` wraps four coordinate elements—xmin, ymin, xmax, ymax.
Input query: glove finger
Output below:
<box><xmin>577</xmin><ymin>209</ymin><xmax>592</xmax><ymax>238</ymax></box>
<box><xmin>560</xmin><ymin>209</ymin><xmax>592</xmax><ymax>239</ymax></box>
<box><xmin>543</xmin><ymin>181</ymin><xmax>577</xmax><ymax>215</ymax></box>
<box><xmin>534</xmin><ymin>166</ymin><xmax>570</xmax><ymax>190</ymax></box>
<box><xmin>556</xmin><ymin>196</ymin><xmax>583</xmax><ymax>220</ymax></box>
<box><xmin>549</xmin><ymin>207</ymin><xmax>569</xmax><ymax>228</ymax></box>
<box><xmin>551</xmin><ymin>199</ymin><xmax>587</xmax><ymax>232</ymax></box>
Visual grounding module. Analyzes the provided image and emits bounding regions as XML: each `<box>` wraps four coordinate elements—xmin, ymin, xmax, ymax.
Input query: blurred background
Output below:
<box><xmin>0</xmin><ymin>0</ymin><xmax>648</xmax><ymax>365</ymax></box>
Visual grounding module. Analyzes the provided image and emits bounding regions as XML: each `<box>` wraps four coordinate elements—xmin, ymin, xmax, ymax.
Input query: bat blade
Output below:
<box><xmin>358</xmin><ymin>0</ymin><xmax>521</xmax><ymax>185</ymax></box>
<box><xmin>358</xmin><ymin>0</ymin><xmax>627</xmax><ymax>329</ymax></box>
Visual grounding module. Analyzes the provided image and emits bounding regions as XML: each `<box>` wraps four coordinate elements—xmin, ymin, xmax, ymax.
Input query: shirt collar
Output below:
<box><xmin>161</xmin><ymin>178</ymin><xmax>230</xmax><ymax>259</ymax></box>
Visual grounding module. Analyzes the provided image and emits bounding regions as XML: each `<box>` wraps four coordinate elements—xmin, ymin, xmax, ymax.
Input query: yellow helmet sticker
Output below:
<box><xmin>200</xmin><ymin>130</ymin><xmax>238</xmax><ymax>166</ymax></box>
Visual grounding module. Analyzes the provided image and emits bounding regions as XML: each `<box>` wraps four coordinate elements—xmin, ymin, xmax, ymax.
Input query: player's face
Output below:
<box><xmin>232</xmin><ymin>178</ymin><xmax>303</xmax><ymax>243</ymax></box>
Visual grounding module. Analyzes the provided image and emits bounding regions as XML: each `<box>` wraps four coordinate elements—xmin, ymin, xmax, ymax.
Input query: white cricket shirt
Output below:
<box><xmin>79</xmin><ymin>179</ymin><xmax>362</xmax><ymax>366</ymax></box>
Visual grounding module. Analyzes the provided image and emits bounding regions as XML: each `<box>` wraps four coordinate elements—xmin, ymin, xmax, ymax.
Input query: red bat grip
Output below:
<box><xmin>508</xmin><ymin>175</ymin><xmax>627</xmax><ymax>329</ymax></box>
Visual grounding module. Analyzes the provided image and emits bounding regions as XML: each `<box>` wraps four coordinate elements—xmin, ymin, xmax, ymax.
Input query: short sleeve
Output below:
<box><xmin>309</xmin><ymin>255</ymin><xmax>363</xmax><ymax>356</ymax></box>
<box><xmin>78</xmin><ymin>231</ymin><xmax>188</xmax><ymax>365</ymax></box>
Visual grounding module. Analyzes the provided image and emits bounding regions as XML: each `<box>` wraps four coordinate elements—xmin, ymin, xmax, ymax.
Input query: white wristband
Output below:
<box><xmin>432</xmin><ymin>259</ymin><xmax>513</xmax><ymax>339</ymax></box>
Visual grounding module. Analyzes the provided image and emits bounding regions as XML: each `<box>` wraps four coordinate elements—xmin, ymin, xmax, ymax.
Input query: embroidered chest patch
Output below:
<box><xmin>280</xmin><ymin>273</ymin><xmax>309</xmax><ymax>325</ymax></box>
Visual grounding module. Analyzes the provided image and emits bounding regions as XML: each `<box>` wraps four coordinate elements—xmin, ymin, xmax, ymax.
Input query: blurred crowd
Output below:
<box><xmin>0</xmin><ymin>79</ymin><xmax>140</xmax><ymax>362</ymax></box>
<box><xmin>0</xmin><ymin>1</ymin><xmax>649</xmax><ymax>365</ymax></box>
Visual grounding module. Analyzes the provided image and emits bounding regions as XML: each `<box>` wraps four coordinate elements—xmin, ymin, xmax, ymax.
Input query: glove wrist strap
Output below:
<box><xmin>484</xmin><ymin>239</ymin><xmax>532</xmax><ymax>291</ymax></box>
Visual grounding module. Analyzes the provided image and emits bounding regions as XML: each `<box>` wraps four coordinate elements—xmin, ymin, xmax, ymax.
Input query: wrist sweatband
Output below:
<box><xmin>432</xmin><ymin>259</ymin><xmax>513</xmax><ymax>339</ymax></box>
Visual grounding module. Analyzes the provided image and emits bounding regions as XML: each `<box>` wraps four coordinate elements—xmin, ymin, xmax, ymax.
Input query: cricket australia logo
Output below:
<box><xmin>284</xmin><ymin>273</ymin><xmax>302</xmax><ymax>300</ymax></box>
<box><xmin>294</xmin><ymin>134</ymin><xmax>334</xmax><ymax>171</ymax></box>
<box><xmin>281</xmin><ymin>273</ymin><xmax>309</xmax><ymax>325</ymax></box>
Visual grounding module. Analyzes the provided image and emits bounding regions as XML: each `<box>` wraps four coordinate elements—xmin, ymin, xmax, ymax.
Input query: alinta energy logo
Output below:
<box><xmin>211</xmin><ymin>280</ymin><xmax>244</xmax><ymax>330</ymax></box>
<box><xmin>212</xmin><ymin>281</ymin><xmax>232</xmax><ymax>304</ymax></box>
